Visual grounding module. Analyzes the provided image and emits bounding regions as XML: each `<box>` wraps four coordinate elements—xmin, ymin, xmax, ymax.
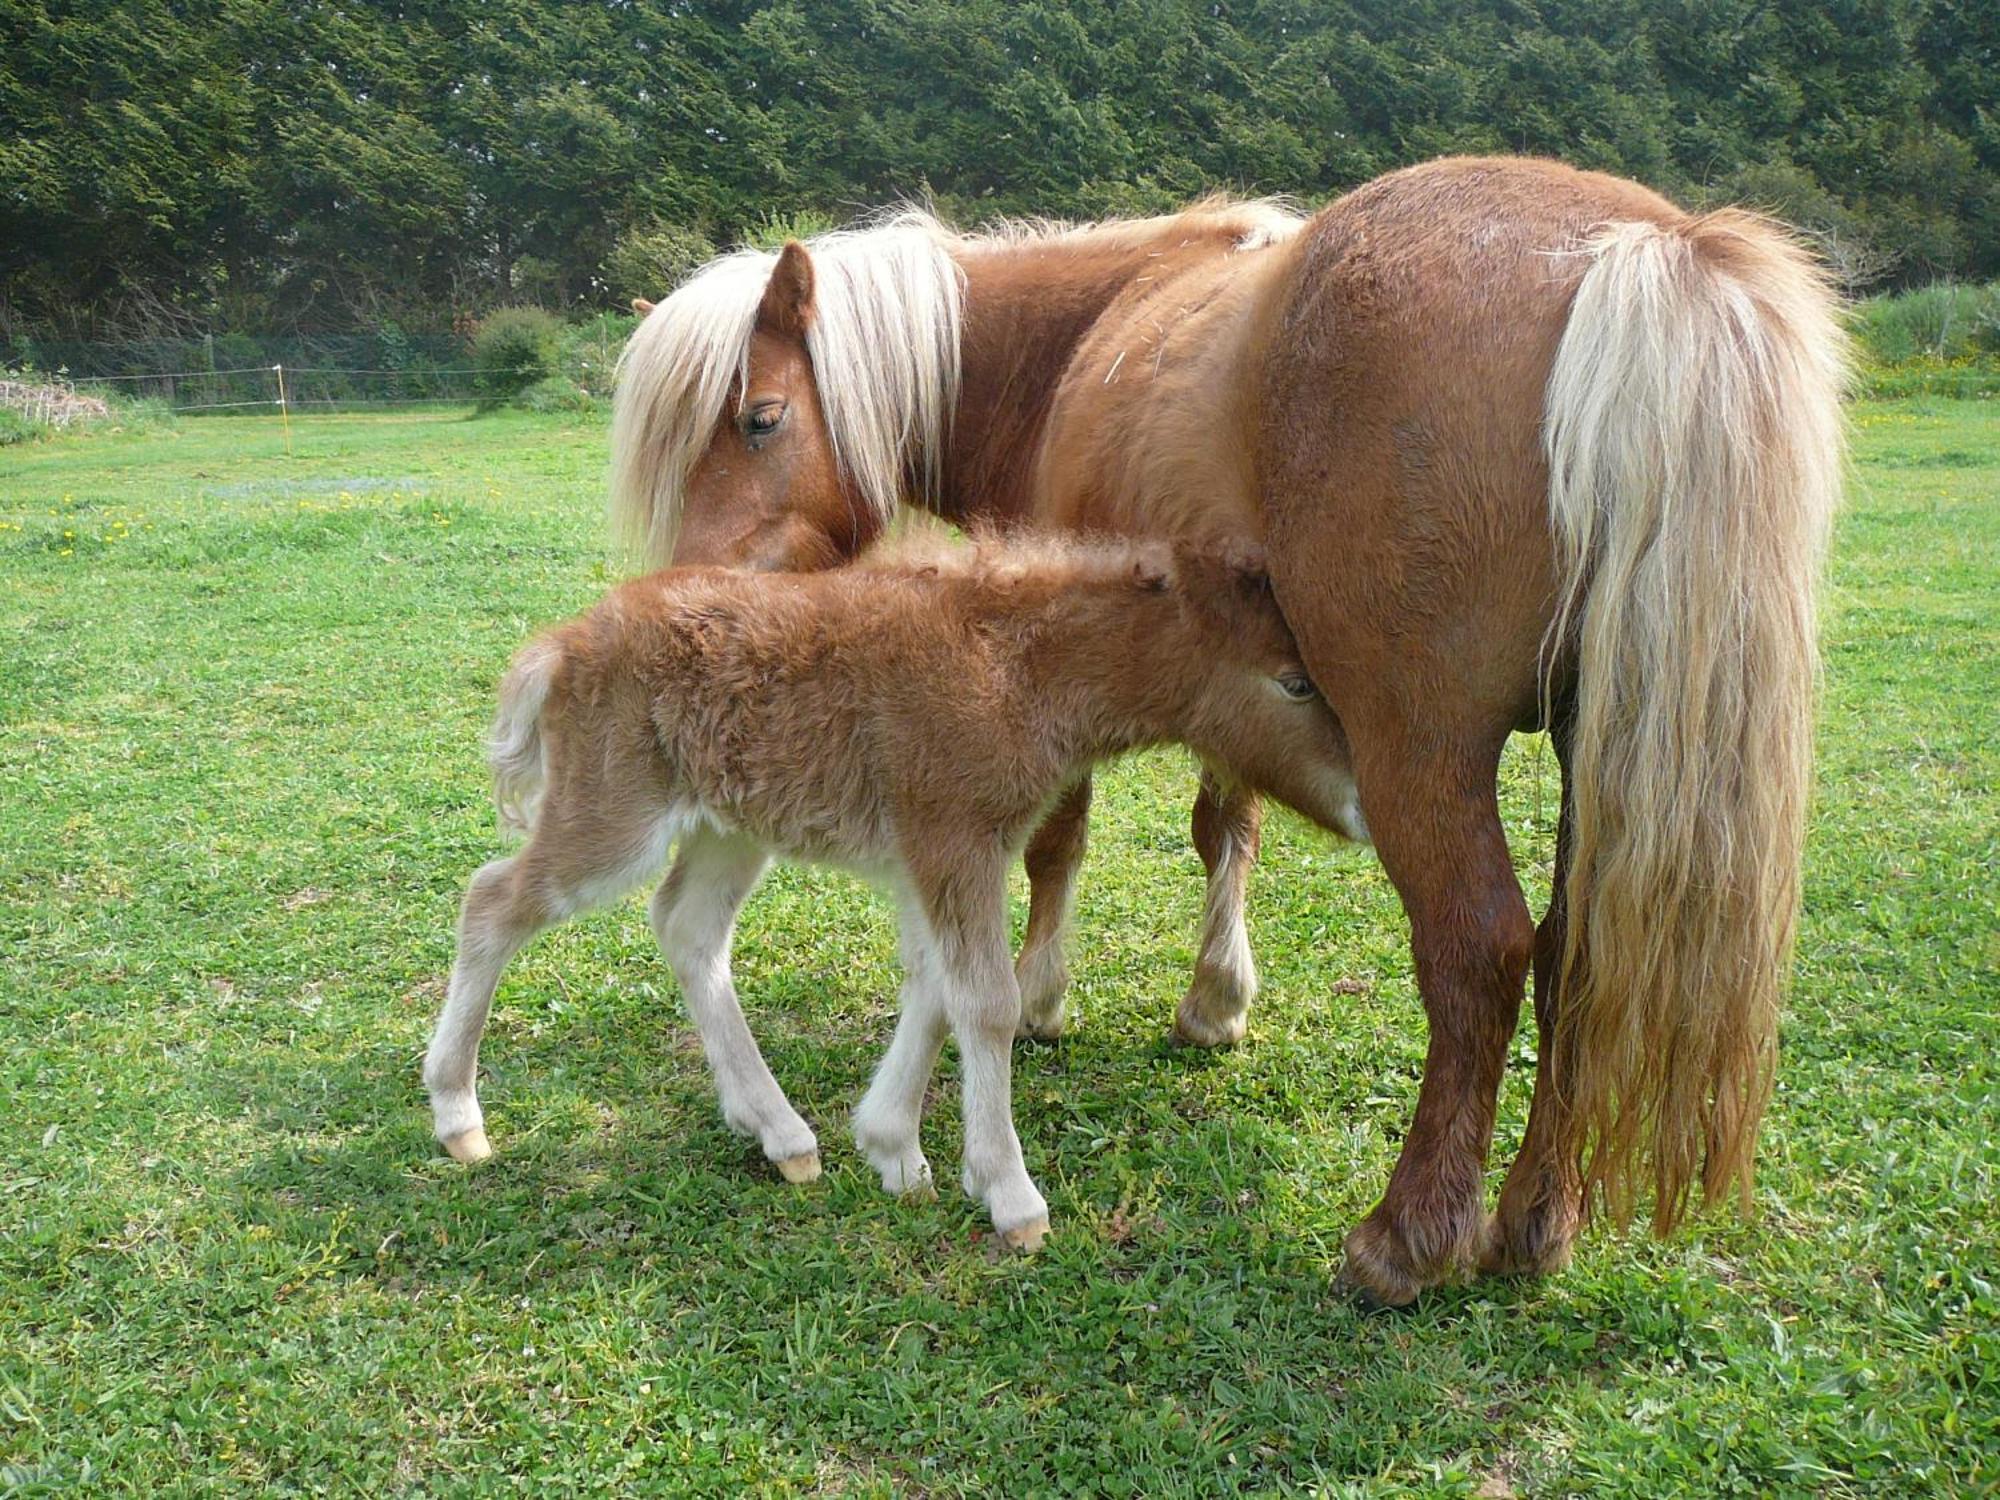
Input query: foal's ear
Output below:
<box><xmin>1130</xmin><ymin>552</ymin><xmax>1172</xmax><ymax>593</ymax></box>
<box><xmin>756</xmin><ymin>241</ymin><xmax>816</xmax><ymax>338</ymax></box>
<box><xmin>630</xmin><ymin>296</ymin><xmax>656</xmax><ymax>316</ymax></box>
<box><xmin>1221</xmin><ymin>539</ymin><xmax>1271</xmax><ymax>594</ymax></box>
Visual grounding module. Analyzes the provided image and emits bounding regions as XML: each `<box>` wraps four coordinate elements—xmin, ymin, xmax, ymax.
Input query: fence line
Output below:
<box><xmin>10</xmin><ymin>357</ymin><xmax>610</xmax><ymax>426</ymax></box>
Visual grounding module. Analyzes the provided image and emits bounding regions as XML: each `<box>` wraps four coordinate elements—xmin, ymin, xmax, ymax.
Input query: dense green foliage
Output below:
<box><xmin>472</xmin><ymin>306</ymin><xmax>564</xmax><ymax>399</ymax></box>
<box><xmin>3</xmin><ymin>0</ymin><xmax>1995</xmax><ymax>338</ymax></box>
<box><xmin>2</xmin><ymin>402</ymin><xmax>1996</xmax><ymax>1491</ymax></box>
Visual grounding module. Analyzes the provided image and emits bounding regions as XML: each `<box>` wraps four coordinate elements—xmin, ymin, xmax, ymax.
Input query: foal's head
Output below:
<box><xmin>1165</xmin><ymin>541</ymin><xmax>1367</xmax><ymax>841</ymax></box>
<box><xmin>610</xmin><ymin>222</ymin><xmax>962</xmax><ymax>572</ymax></box>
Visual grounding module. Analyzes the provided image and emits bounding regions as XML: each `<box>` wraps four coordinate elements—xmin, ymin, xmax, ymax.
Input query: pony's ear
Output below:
<box><xmin>756</xmin><ymin>241</ymin><xmax>816</xmax><ymax>338</ymax></box>
<box><xmin>630</xmin><ymin>297</ymin><xmax>656</xmax><ymax>316</ymax></box>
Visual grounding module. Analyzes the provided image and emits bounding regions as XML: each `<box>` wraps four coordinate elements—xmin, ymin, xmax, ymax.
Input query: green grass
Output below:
<box><xmin>2</xmin><ymin>403</ymin><xmax>1995</xmax><ymax>1495</ymax></box>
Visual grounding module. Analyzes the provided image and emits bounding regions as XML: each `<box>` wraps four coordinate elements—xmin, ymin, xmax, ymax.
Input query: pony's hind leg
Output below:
<box><xmin>1173</xmin><ymin>771</ymin><xmax>1264</xmax><ymax>1047</ymax></box>
<box><xmin>651</xmin><ymin>827</ymin><xmax>819</xmax><ymax>1181</ymax></box>
<box><xmin>423</xmin><ymin>856</ymin><xmax>556</xmax><ymax>1162</ymax></box>
<box><xmin>1335</xmin><ymin>733</ymin><xmax>1534</xmax><ymax>1306</ymax></box>
<box><xmin>1014</xmin><ymin>775</ymin><xmax>1090</xmax><ymax>1040</ymax></box>
<box><xmin>1484</xmin><ymin>744</ymin><xmax>1583</xmax><ymax>1277</ymax></box>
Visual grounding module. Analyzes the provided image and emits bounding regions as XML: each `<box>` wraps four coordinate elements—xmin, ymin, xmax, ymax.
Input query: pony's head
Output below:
<box><xmin>610</xmin><ymin>217</ymin><xmax>963</xmax><ymax>572</ymax></box>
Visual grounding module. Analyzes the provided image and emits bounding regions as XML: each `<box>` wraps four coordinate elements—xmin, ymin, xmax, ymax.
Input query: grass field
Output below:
<box><xmin>2</xmin><ymin>402</ymin><xmax>1995</xmax><ymax>1496</ymax></box>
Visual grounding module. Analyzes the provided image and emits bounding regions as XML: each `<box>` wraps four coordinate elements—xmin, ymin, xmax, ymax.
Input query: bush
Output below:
<box><xmin>556</xmin><ymin>311</ymin><xmax>641</xmax><ymax>398</ymax></box>
<box><xmin>741</xmin><ymin>207</ymin><xmax>838</xmax><ymax>251</ymax></box>
<box><xmin>517</xmin><ymin>375</ymin><xmax>599</xmax><ymax>414</ymax></box>
<box><xmin>603</xmin><ymin>221</ymin><xmax>717</xmax><ymax>302</ymax></box>
<box><xmin>0</xmin><ymin>406</ymin><xmax>41</xmax><ymax>445</ymax></box>
<box><xmin>1850</xmin><ymin>282</ymin><xmax>2000</xmax><ymax>365</ymax></box>
<box><xmin>472</xmin><ymin>307</ymin><xmax>563</xmax><ymax>400</ymax></box>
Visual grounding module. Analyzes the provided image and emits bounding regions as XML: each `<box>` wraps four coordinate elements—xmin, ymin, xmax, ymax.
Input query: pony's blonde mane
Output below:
<box><xmin>609</xmin><ymin>198</ymin><xmax>1305</xmax><ymax>565</ymax></box>
<box><xmin>611</xmin><ymin>211</ymin><xmax>965</xmax><ymax>563</ymax></box>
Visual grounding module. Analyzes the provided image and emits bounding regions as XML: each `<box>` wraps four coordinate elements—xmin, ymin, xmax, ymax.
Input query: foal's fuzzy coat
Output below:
<box><xmin>423</xmin><ymin>536</ymin><xmax>1360</xmax><ymax>1245</ymax></box>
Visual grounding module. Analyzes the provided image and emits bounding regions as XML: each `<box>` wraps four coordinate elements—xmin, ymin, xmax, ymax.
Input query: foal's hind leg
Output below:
<box><xmin>1015</xmin><ymin>775</ymin><xmax>1091</xmax><ymax>1039</ymax></box>
<box><xmin>1174</xmin><ymin>772</ymin><xmax>1264</xmax><ymax>1047</ymax></box>
<box><xmin>423</xmin><ymin>856</ymin><xmax>556</xmax><ymax>1162</ymax></box>
<box><xmin>651</xmin><ymin>828</ymin><xmax>819</xmax><ymax>1182</ymax></box>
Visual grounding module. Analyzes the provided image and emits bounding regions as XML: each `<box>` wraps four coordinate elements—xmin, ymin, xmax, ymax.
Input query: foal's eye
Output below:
<box><xmin>745</xmin><ymin>402</ymin><xmax>787</xmax><ymax>437</ymax></box>
<box><xmin>1275</xmin><ymin>671</ymin><xmax>1318</xmax><ymax>702</ymax></box>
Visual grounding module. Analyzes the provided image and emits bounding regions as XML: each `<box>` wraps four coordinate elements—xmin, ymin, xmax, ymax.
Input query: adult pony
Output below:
<box><xmin>608</xmin><ymin>156</ymin><xmax>1847</xmax><ymax>1305</ymax></box>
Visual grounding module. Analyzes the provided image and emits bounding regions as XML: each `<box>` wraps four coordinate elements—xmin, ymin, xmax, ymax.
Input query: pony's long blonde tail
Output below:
<box><xmin>1543</xmin><ymin>210</ymin><xmax>1848</xmax><ymax>1232</ymax></box>
<box><xmin>489</xmin><ymin>639</ymin><xmax>562</xmax><ymax>834</ymax></box>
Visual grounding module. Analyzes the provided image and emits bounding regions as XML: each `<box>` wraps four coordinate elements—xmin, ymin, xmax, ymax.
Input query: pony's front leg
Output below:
<box><xmin>652</xmin><ymin>828</ymin><xmax>819</xmax><ymax>1182</ymax></box>
<box><xmin>932</xmin><ymin>857</ymin><xmax>1051</xmax><ymax>1249</ymax></box>
<box><xmin>1173</xmin><ymin>770</ymin><xmax>1264</xmax><ymax>1047</ymax></box>
<box><xmin>1014</xmin><ymin>775</ymin><xmax>1090</xmax><ymax>1040</ymax></box>
<box><xmin>424</xmin><ymin>856</ymin><xmax>555</xmax><ymax>1162</ymax></box>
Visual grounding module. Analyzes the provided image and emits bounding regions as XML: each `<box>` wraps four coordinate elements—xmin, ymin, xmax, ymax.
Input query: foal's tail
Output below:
<box><xmin>489</xmin><ymin>639</ymin><xmax>563</xmax><ymax>834</ymax></box>
<box><xmin>1542</xmin><ymin>211</ymin><xmax>1848</xmax><ymax>1232</ymax></box>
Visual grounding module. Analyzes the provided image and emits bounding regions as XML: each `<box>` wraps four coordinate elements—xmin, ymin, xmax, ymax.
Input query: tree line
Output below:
<box><xmin>3</xmin><ymin>0</ymin><xmax>1994</xmax><ymax>340</ymax></box>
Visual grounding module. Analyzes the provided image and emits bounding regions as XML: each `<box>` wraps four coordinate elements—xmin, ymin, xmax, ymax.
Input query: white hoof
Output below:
<box><xmin>775</xmin><ymin>1151</ymin><xmax>822</xmax><ymax>1185</ymax></box>
<box><xmin>441</xmin><ymin>1127</ymin><xmax>492</xmax><ymax>1164</ymax></box>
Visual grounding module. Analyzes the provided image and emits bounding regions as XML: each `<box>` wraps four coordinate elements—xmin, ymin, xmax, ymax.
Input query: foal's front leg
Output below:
<box><xmin>652</xmin><ymin>827</ymin><xmax>820</xmax><ymax>1182</ymax></box>
<box><xmin>933</xmin><ymin>856</ymin><xmax>1051</xmax><ymax>1248</ymax></box>
<box><xmin>851</xmin><ymin>900</ymin><xmax>946</xmax><ymax>1198</ymax></box>
<box><xmin>1173</xmin><ymin>770</ymin><xmax>1264</xmax><ymax>1047</ymax></box>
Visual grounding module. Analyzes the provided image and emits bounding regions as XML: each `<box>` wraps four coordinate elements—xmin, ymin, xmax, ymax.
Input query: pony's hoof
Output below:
<box><xmin>998</xmin><ymin>1216</ymin><xmax>1050</xmax><ymax>1254</ymax></box>
<box><xmin>900</xmin><ymin>1178</ymin><xmax>938</xmax><ymax>1204</ymax></box>
<box><xmin>775</xmin><ymin>1151</ymin><xmax>822</xmax><ymax>1185</ymax></box>
<box><xmin>441</xmin><ymin>1127</ymin><xmax>492</xmax><ymax>1164</ymax></box>
<box><xmin>1337</xmin><ymin>1216</ymin><xmax>1426</xmax><ymax>1309</ymax></box>
<box><xmin>1476</xmin><ymin>1206</ymin><xmax>1576</xmax><ymax>1280</ymax></box>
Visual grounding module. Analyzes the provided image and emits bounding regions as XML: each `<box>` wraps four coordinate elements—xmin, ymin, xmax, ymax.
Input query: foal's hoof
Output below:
<box><xmin>1015</xmin><ymin>1013</ymin><xmax>1067</xmax><ymax>1044</ymax></box>
<box><xmin>997</xmin><ymin>1216</ymin><xmax>1050</xmax><ymax>1254</ymax></box>
<box><xmin>1171</xmin><ymin>996</ymin><xmax>1248</xmax><ymax>1049</ymax></box>
<box><xmin>775</xmin><ymin>1151</ymin><xmax>822</xmax><ymax>1185</ymax></box>
<box><xmin>441</xmin><ymin>1127</ymin><xmax>493</xmax><ymax>1164</ymax></box>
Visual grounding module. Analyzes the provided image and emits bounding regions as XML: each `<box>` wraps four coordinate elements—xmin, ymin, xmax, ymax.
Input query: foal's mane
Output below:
<box><xmin>609</xmin><ymin>198</ymin><xmax>1305</xmax><ymax>564</ymax></box>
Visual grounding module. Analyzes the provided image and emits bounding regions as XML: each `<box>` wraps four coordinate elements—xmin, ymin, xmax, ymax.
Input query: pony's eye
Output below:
<box><xmin>745</xmin><ymin>402</ymin><xmax>787</xmax><ymax>436</ymax></box>
<box><xmin>1275</xmin><ymin>671</ymin><xmax>1317</xmax><ymax>702</ymax></box>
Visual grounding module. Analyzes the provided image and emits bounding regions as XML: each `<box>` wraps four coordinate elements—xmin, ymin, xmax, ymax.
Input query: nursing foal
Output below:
<box><xmin>422</xmin><ymin>536</ymin><xmax>1359</xmax><ymax>1247</ymax></box>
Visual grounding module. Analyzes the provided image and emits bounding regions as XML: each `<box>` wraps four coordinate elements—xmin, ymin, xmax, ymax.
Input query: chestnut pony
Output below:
<box><xmin>608</xmin><ymin>155</ymin><xmax>1847</xmax><ymax>1305</ymax></box>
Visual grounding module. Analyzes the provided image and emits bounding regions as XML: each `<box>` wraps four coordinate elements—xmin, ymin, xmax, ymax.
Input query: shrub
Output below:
<box><xmin>517</xmin><ymin>375</ymin><xmax>599</xmax><ymax>414</ymax></box>
<box><xmin>1851</xmin><ymin>282</ymin><xmax>2000</xmax><ymax>365</ymax></box>
<box><xmin>0</xmin><ymin>406</ymin><xmax>41</xmax><ymax>445</ymax></box>
<box><xmin>741</xmin><ymin>207</ymin><xmax>838</xmax><ymax>251</ymax></box>
<box><xmin>473</xmin><ymin>307</ymin><xmax>563</xmax><ymax>400</ymax></box>
<box><xmin>602</xmin><ymin>221</ymin><xmax>717</xmax><ymax>302</ymax></box>
<box><xmin>556</xmin><ymin>311</ymin><xmax>641</xmax><ymax>398</ymax></box>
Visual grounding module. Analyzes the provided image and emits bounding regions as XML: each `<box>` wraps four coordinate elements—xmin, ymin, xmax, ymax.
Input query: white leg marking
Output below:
<box><xmin>1175</xmin><ymin>795</ymin><xmax>1259</xmax><ymax>1048</ymax></box>
<box><xmin>852</xmin><ymin>901</ymin><xmax>943</xmax><ymax>1197</ymax></box>
<box><xmin>424</xmin><ymin>857</ymin><xmax>544</xmax><ymax>1160</ymax></box>
<box><xmin>653</xmin><ymin>829</ymin><xmax>818</xmax><ymax>1177</ymax></box>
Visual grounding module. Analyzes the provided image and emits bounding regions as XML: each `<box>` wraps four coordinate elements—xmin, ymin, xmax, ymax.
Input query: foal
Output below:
<box><xmin>422</xmin><ymin>535</ymin><xmax>1361</xmax><ymax>1247</ymax></box>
